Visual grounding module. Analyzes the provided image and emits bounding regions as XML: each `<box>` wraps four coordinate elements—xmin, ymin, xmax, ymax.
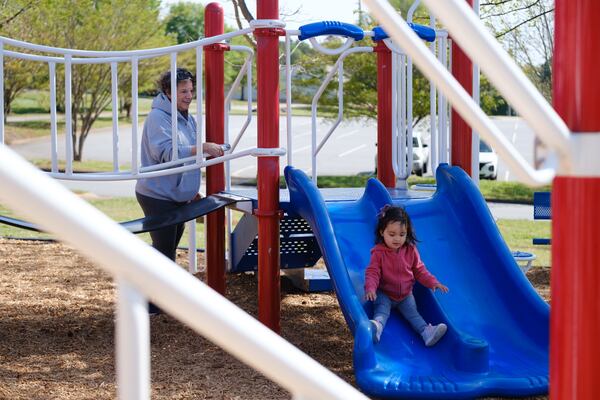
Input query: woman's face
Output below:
<box><xmin>170</xmin><ymin>80</ymin><xmax>194</xmax><ymax>112</ymax></box>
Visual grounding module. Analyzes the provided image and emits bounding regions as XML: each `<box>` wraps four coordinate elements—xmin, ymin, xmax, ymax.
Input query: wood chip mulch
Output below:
<box><xmin>0</xmin><ymin>239</ymin><xmax>550</xmax><ymax>400</ymax></box>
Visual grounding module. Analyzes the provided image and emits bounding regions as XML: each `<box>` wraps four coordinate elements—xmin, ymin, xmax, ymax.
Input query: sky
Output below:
<box><xmin>162</xmin><ymin>0</ymin><xmax>359</xmax><ymax>30</ymax></box>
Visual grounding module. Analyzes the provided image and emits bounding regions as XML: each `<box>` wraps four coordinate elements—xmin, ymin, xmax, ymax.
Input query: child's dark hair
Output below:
<box><xmin>375</xmin><ymin>204</ymin><xmax>418</xmax><ymax>246</ymax></box>
<box><xmin>158</xmin><ymin>68</ymin><xmax>194</xmax><ymax>95</ymax></box>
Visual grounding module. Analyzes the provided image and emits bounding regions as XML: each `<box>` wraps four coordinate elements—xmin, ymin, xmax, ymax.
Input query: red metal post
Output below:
<box><xmin>255</xmin><ymin>0</ymin><xmax>282</xmax><ymax>332</ymax></box>
<box><xmin>450</xmin><ymin>0</ymin><xmax>473</xmax><ymax>175</ymax></box>
<box><xmin>204</xmin><ymin>3</ymin><xmax>226</xmax><ymax>295</ymax></box>
<box><xmin>374</xmin><ymin>41</ymin><xmax>395</xmax><ymax>187</ymax></box>
<box><xmin>551</xmin><ymin>1</ymin><xmax>600</xmax><ymax>398</ymax></box>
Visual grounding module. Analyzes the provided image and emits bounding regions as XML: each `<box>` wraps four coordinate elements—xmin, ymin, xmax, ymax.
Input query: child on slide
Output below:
<box><xmin>364</xmin><ymin>205</ymin><xmax>449</xmax><ymax>346</ymax></box>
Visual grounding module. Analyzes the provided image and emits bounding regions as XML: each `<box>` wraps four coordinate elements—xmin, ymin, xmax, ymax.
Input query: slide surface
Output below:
<box><xmin>285</xmin><ymin>164</ymin><xmax>548</xmax><ymax>399</ymax></box>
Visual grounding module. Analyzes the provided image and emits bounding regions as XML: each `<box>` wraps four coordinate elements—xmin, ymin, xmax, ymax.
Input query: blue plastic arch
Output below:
<box><xmin>373</xmin><ymin>23</ymin><xmax>436</xmax><ymax>42</ymax></box>
<box><xmin>298</xmin><ymin>21</ymin><xmax>364</xmax><ymax>41</ymax></box>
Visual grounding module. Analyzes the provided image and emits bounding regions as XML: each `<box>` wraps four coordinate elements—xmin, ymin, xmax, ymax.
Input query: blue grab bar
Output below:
<box><xmin>373</xmin><ymin>23</ymin><xmax>436</xmax><ymax>42</ymax></box>
<box><xmin>298</xmin><ymin>21</ymin><xmax>365</xmax><ymax>41</ymax></box>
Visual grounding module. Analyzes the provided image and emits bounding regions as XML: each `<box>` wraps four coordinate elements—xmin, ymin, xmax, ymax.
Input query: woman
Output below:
<box><xmin>136</xmin><ymin>68</ymin><xmax>223</xmax><ymax>313</ymax></box>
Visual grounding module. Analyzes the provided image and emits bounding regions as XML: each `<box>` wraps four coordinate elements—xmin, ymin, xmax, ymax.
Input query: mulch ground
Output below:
<box><xmin>0</xmin><ymin>238</ymin><xmax>550</xmax><ymax>400</ymax></box>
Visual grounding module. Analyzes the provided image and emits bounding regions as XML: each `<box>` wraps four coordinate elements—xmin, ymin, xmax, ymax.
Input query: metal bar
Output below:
<box><xmin>49</xmin><ymin>62</ymin><xmax>58</xmax><ymax>173</ymax></box>
<box><xmin>429</xmin><ymin>16</ymin><xmax>438</xmax><ymax>174</ymax></box>
<box><xmin>170</xmin><ymin>53</ymin><xmax>178</xmax><ymax>161</ymax></box>
<box><xmin>64</xmin><ymin>54</ymin><xmax>73</xmax><ymax>175</ymax></box>
<box><xmin>286</xmin><ymin>33</ymin><xmax>293</xmax><ymax>166</ymax></box>
<box><xmin>131</xmin><ymin>57</ymin><xmax>139</xmax><ymax>175</ymax></box>
<box><xmin>187</xmin><ymin>220</ymin><xmax>197</xmax><ymax>274</ymax></box>
<box><xmin>196</xmin><ymin>46</ymin><xmax>204</xmax><ymax>183</ymax></box>
<box><xmin>111</xmin><ymin>62</ymin><xmax>120</xmax><ymax>172</ymax></box>
<box><xmin>116</xmin><ymin>280</ymin><xmax>150</xmax><ymax>400</ymax></box>
<box><xmin>551</xmin><ymin>1</ymin><xmax>600</xmax><ymax>398</ymax></box>
<box><xmin>205</xmin><ymin>3</ymin><xmax>227</xmax><ymax>295</ymax></box>
<box><xmin>391</xmin><ymin>52</ymin><xmax>398</xmax><ymax>177</ymax></box>
<box><xmin>471</xmin><ymin>0</ymin><xmax>481</xmax><ymax>184</ymax></box>
<box><xmin>46</xmin><ymin>147</ymin><xmax>286</xmax><ymax>181</ymax></box>
<box><xmin>256</xmin><ymin>0</ymin><xmax>282</xmax><ymax>332</ymax></box>
<box><xmin>0</xmin><ymin>29</ymin><xmax>253</xmax><ymax>58</ymax></box>
<box><xmin>310</xmin><ymin>46</ymin><xmax>373</xmax><ymax>183</ymax></box>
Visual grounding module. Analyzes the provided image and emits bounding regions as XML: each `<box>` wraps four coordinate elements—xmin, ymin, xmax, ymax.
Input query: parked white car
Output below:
<box><xmin>374</xmin><ymin>133</ymin><xmax>430</xmax><ymax>176</ymax></box>
<box><xmin>411</xmin><ymin>134</ymin><xmax>429</xmax><ymax>176</ymax></box>
<box><xmin>479</xmin><ymin>140</ymin><xmax>498</xmax><ymax>180</ymax></box>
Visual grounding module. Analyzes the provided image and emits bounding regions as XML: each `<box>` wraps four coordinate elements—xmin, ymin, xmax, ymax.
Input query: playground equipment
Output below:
<box><xmin>1</xmin><ymin>0</ymin><xmax>598</xmax><ymax>398</ymax></box>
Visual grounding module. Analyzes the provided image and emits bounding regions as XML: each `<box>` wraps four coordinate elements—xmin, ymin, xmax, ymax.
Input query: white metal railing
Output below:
<box><xmin>308</xmin><ymin>46</ymin><xmax>373</xmax><ymax>183</ymax></box>
<box><xmin>0</xmin><ymin>144</ymin><xmax>368</xmax><ymax>400</ymax></box>
<box><xmin>363</xmin><ymin>0</ymin><xmax>572</xmax><ymax>185</ymax></box>
<box><xmin>0</xmin><ymin>29</ymin><xmax>267</xmax><ymax>182</ymax></box>
<box><xmin>286</xmin><ymin>21</ymin><xmax>451</xmax><ymax>186</ymax></box>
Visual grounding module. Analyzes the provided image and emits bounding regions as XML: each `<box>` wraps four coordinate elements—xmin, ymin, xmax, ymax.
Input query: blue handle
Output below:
<box><xmin>298</xmin><ymin>21</ymin><xmax>364</xmax><ymax>41</ymax></box>
<box><xmin>373</xmin><ymin>23</ymin><xmax>436</xmax><ymax>42</ymax></box>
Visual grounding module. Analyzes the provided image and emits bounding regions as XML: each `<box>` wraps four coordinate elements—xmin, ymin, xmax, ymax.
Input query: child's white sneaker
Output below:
<box><xmin>421</xmin><ymin>323</ymin><xmax>447</xmax><ymax>347</ymax></box>
<box><xmin>370</xmin><ymin>319</ymin><xmax>383</xmax><ymax>343</ymax></box>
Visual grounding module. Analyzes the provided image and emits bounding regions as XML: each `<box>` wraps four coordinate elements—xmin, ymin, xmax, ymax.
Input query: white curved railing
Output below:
<box><xmin>0</xmin><ymin>30</ymin><xmax>268</xmax><ymax>182</ymax></box>
<box><xmin>0</xmin><ymin>145</ymin><xmax>368</xmax><ymax>400</ymax></box>
<box><xmin>309</xmin><ymin>46</ymin><xmax>374</xmax><ymax>183</ymax></box>
<box><xmin>287</xmin><ymin>24</ymin><xmax>451</xmax><ymax>186</ymax></box>
<box><xmin>363</xmin><ymin>0</ymin><xmax>571</xmax><ymax>185</ymax></box>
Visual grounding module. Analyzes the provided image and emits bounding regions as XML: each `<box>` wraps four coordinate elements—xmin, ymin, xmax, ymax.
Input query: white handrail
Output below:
<box><xmin>225</xmin><ymin>45</ymin><xmax>254</xmax><ymax>191</ymax></box>
<box><xmin>363</xmin><ymin>0</ymin><xmax>560</xmax><ymax>185</ymax></box>
<box><xmin>64</xmin><ymin>55</ymin><xmax>73</xmax><ymax>175</ymax></box>
<box><xmin>310</xmin><ymin>46</ymin><xmax>373</xmax><ymax>183</ymax></box>
<box><xmin>421</xmin><ymin>0</ymin><xmax>570</xmax><ymax>158</ymax></box>
<box><xmin>46</xmin><ymin>147</ymin><xmax>286</xmax><ymax>181</ymax></box>
<box><xmin>0</xmin><ymin>30</ymin><xmax>253</xmax><ymax>58</ymax></box>
<box><xmin>226</xmin><ymin>46</ymin><xmax>254</xmax><ymax>152</ymax></box>
<box><xmin>0</xmin><ymin>145</ymin><xmax>368</xmax><ymax>400</ymax></box>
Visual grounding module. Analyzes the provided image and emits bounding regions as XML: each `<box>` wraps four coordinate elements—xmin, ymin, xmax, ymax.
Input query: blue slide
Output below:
<box><xmin>284</xmin><ymin>164</ymin><xmax>548</xmax><ymax>399</ymax></box>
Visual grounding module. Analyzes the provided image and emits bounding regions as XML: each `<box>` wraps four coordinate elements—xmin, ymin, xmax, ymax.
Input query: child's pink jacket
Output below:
<box><xmin>364</xmin><ymin>243</ymin><xmax>439</xmax><ymax>301</ymax></box>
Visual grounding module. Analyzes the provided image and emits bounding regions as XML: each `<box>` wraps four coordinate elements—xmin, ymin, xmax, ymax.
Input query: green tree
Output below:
<box><xmin>164</xmin><ymin>1</ymin><xmax>205</xmax><ymax>44</ymax></box>
<box><xmin>0</xmin><ymin>1</ymin><xmax>47</xmax><ymax>117</ymax></box>
<box><xmin>22</xmin><ymin>0</ymin><xmax>172</xmax><ymax>161</ymax></box>
<box><xmin>482</xmin><ymin>0</ymin><xmax>554</xmax><ymax>102</ymax></box>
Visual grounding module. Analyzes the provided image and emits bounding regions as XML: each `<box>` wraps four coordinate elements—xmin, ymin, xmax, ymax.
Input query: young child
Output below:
<box><xmin>364</xmin><ymin>205</ymin><xmax>449</xmax><ymax>346</ymax></box>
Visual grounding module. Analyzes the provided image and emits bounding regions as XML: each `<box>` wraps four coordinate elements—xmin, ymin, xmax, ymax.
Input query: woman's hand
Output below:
<box><xmin>365</xmin><ymin>291</ymin><xmax>377</xmax><ymax>302</ymax></box>
<box><xmin>432</xmin><ymin>283</ymin><xmax>449</xmax><ymax>293</ymax></box>
<box><xmin>203</xmin><ymin>142</ymin><xmax>225</xmax><ymax>158</ymax></box>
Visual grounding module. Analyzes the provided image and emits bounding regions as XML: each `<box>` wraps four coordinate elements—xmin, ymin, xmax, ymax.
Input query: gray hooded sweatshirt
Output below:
<box><xmin>135</xmin><ymin>93</ymin><xmax>199</xmax><ymax>202</ymax></box>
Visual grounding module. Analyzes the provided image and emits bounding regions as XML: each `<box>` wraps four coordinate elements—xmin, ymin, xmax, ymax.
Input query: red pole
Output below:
<box><xmin>255</xmin><ymin>0</ymin><xmax>282</xmax><ymax>332</ymax></box>
<box><xmin>551</xmin><ymin>1</ymin><xmax>600</xmax><ymax>398</ymax></box>
<box><xmin>450</xmin><ymin>0</ymin><xmax>473</xmax><ymax>175</ymax></box>
<box><xmin>204</xmin><ymin>3</ymin><xmax>227</xmax><ymax>295</ymax></box>
<box><xmin>374</xmin><ymin>41</ymin><xmax>395</xmax><ymax>188</ymax></box>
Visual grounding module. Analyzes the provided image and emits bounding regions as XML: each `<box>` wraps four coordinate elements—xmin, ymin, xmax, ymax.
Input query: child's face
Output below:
<box><xmin>381</xmin><ymin>221</ymin><xmax>407</xmax><ymax>250</ymax></box>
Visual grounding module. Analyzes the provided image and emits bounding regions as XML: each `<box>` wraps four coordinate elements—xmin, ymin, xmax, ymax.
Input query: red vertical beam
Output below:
<box><xmin>204</xmin><ymin>3</ymin><xmax>226</xmax><ymax>295</ymax></box>
<box><xmin>255</xmin><ymin>0</ymin><xmax>282</xmax><ymax>332</ymax></box>
<box><xmin>450</xmin><ymin>0</ymin><xmax>473</xmax><ymax>175</ymax></box>
<box><xmin>374</xmin><ymin>41</ymin><xmax>395</xmax><ymax>187</ymax></box>
<box><xmin>551</xmin><ymin>1</ymin><xmax>600</xmax><ymax>398</ymax></box>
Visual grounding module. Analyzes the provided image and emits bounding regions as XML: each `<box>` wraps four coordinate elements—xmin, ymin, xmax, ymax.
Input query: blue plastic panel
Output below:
<box><xmin>285</xmin><ymin>164</ymin><xmax>548</xmax><ymax>399</ymax></box>
<box><xmin>298</xmin><ymin>21</ymin><xmax>364</xmax><ymax>41</ymax></box>
<box><xmin>373</xmin><ymin>23</ymin><xmax>436</xmax><ymax>42</ymax></box>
